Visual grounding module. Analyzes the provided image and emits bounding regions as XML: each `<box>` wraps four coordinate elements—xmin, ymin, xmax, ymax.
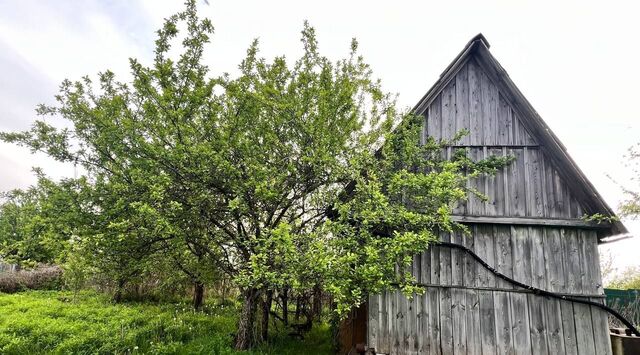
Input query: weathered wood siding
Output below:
<box><xmin>366</xmin><ymin>57</ymin><xmax>611</xmax><ymax>354</ymax></box>
<box><xmin>426</xmin><ymin>58</ymin><xmax>587</xmax><ymax>219</ymax></box>
<box><xmin>368</xmin><ymin>227</ymin><xmax>611</xmax><ymax>354</ymax></box>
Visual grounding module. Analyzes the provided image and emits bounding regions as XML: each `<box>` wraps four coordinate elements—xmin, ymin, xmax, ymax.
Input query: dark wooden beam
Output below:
<box><xmin>451</xmin><ymin>215</ymin><xmax>612</xmax><ymax>229</ymax></box>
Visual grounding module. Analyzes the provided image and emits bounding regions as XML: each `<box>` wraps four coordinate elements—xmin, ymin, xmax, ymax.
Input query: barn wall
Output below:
<box><xmin>365</xmin><ymin>53</ymin><xmax>612</xmax><ymax>354</ymax></box>
<box><xmin>367</xmin><ymin>226</ymin><xmax>612</xmax><ymax>354</ymax></box>
<box><xmin>444</xmin><ymin>146</ymin><xmax>584</xmax><ymax>219</ymax></box>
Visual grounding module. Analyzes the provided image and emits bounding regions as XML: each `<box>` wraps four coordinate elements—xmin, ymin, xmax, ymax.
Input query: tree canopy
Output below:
<box><xmin>0</xmin><ymin>1</ymin><xmax>510</xmax><ymax>349</ymax></box>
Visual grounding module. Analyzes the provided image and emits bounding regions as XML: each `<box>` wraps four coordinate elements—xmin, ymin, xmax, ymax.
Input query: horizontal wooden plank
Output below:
<box><xmin>446</xmin><ymin>144</ymin><xmax>540</xmax><ymax>148</ymax></box>
<box><xmin>399</xmin><ymin>283</ymin><xmax>605</xmax><ymax>298</ymax></box>
<box><xmin>450</xmin><ymin>215</ymin><xmax>611</xmax><ymax>229</ymax></box>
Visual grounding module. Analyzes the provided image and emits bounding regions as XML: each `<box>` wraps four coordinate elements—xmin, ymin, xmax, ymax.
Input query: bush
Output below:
<box><xmin>0</xmin><ymin>265</ymin><xmax>63</xmax><ymax>293</ymax></box>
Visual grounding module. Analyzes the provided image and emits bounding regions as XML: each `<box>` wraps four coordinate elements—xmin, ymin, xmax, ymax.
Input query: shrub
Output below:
<box><xmin>0</xmin><ymin>265</ymin><xmax>63</xmax><ymax>293</ymax></box>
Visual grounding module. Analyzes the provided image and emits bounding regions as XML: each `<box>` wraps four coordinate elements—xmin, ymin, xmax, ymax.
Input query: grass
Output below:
<box><xmin>0</xmin><ymin>290</ymin><xmax>332</xmax><ymax>354</ymax></box>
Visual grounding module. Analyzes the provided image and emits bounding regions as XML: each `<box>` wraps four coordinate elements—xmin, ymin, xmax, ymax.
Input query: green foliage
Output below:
<box><xmin>321</xmin><ymin>115</ymin><xmax>514</xmax><ymax>315</ymax></box>
<box><xmin>0</xmin><ymin>0</ymin><xmax>513</xmax><ymax>347</ymax></box>
<box><xmin>619</xmin><ymin>143</ymin><xmax>640</xmax><ymax>219</ymax></box>
<box><xmin>0</xmin><ymin>172</ymin><xmax>88</xmax><ymax>268</ymax></box>
<box><xmin>0</xmin><ymin>291</ymin><xmax>331</xmax><ymax>354</ymax></box>
<box><xmin>608</xmin><ymin>266</ymin><xmax>640</xmax><ymax>290</ymax></box>
<box><xmin>581</xmin><ymin>213</ymin><xmax>619</xmax><ymax>224</ymax></box>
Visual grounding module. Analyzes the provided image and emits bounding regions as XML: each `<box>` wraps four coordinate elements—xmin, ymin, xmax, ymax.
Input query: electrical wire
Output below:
<box><xmin>436</xmin><ymin>241</ymin><xmax>640</xmax><ymax>337</ymax></box>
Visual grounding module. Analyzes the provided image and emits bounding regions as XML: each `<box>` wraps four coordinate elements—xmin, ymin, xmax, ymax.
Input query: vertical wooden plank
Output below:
<box><xmin>590</xmin><ymin>232</ymin><xmax>605</xmax><ymax>295</ymax></box>
<box><xmin>560</xmin><ymin>300</ymin><xmax>579</xmax><ymax>355</ymax></box>
<box><xmin>493</xmin><ymin>291</ymin><xmax>513</xmax><ymax>355</ymax></box>
<box><xmin>402</xmin><ymin>292</ymin><xmax>410</xmax><ymax>354</ymax></box>
<box><xmin>582</xmin><ymin>230</ymin><xmax>601</xmax><ymax>295</ymax></box>
<box><xmin>379</xmin><ymin>291</ymin><xmax>388</xmax><ymax>353</ymax></box>
<box><xmin>509</xmin><ymin>148</ymin><xmax>526</xmax><ymax>216</ymax></box>
<box><xmin>510</xmin><ymin>293</ymin><xmax>531</xmax><ymax>354</ymax></box>
<box><xmin>539</xmin><ymin>152</ymin><xmax>550</xmax><ymax>218</ymax></box>
<box><xmin>471</xmin><ymin>226</ymin><xmax>494</xmax><ymax>287</ymax></box>
<box><xmin>591</xmin><ymin>299</ymin><xmax>613</xmax><ymax>355</ymax></box>
<box><xmin>455</xmin><ymin>61</ymin><xmax>470</xmax><ymax>145</ymax></box>
<box><xmin>396</xmin><ymin>291</ymin><xmax>405</xmax><ymax>353</ymax></box>
<box><xmin>427</xmin><ymin>96</ymin><xmax>442</xmax><ymax>141</ymax></box>
<box><xmin>494</xmin><ymin>226</ymin><xmax>513</xmax><ymax>289</ymax></box>
<box><xmin>575</xmin><ymin>231</ymin><xmax>588</xmax><ymax>295</ymax></box>
<box><xmin>408</xmin><ymin>294</ymin><xmax>417</xmax><ymax>353</ymax></box>
<box><xmin>465</xmin><ymin>289</ymin><xmax>481</xmax><ymax>355</ymax></box>
<box><xmin>479</xmin><ymin>290</ymin><xmax>497</xmax><ymax>354</ymax></box>
<box><xmin>441</xmin><ymin>80</ymin><xmax>456</xmax><ymax>142</ymax></box>
<box><xmin>391</xmin><ymin>290</ymin><xmax>399</xmax><ymax>351</ymax></box>
<box><xmin>451</xmin><ymin>231</ymin><xmax>464</xmax><ymax>286</ymax></box>
<box><xmin>562</xmin><ymin>229</ymin><xmax>580</xmax><ymax>294</ymax></box>
<box><xmin>468</xmin><ymin>58</ymin><xmax>483</xmax><ymax>145</ymax></box>
<box><xmin>514</xmin><ymin>111</ymin><xmax>537</xmax><ymax>145</ymax></box>
<box><xmin>452</xmin><ymin>289</ymin><xmax>468</xmax><ymax>355</ymax></box>
<box><xmin>440</xmin><ymin>232</ymin><xmax>452</xmax><ymax>287</ymax></box>
<box><xmin>528</xmin><ymin>294</ymin><xmax>549</xmax><ymax>355</ymax></box>
<box><xmin>574</xmin><ymin>302</ymin><xmax>597</xmax><ymax>355</ymax></box>
<box><xmin>418</xmin><ymin>293</ymin><xmax>427</xmax><ymax>354</ymax></box>
<box><xmin>474</xmin><ymin>226</ymin><xmax>489</xmax><ymax>287</ymax></box>
<box><xmin>552</xmin><ymin>168</ymin><xmax>567</xmax><ymax>218</ymax></box>
<box><xmin>480</xmin><ymin>72</ymin><xmax>498</xmax><ymax>145</ymax></box>
<box><xmin>511</xmin><ymin>226</ymin><xmax>532</xmax><ymax>287</ymax></box>
<box><xmin>544</xmin><ymin>298</ymin><xmax>566</xmax><ymax>355</ymax></box>
<box><xmin>569</xmin><ymin>195</ymin><xmax>582</xmax><ymax>218</ymax></box>
<box><xmin>483</xmin><ymin>227</ymin><xmax>496</xmax><ymax>289</ymax></box>
<box><xmin>497</xmin><ymin>93</ymin><xmax>513</xmax><ymax>145</ymax></box>
<box><xmin>542</xmin><ymin>157</ymin><xmax>557</xmax><ymax>218</ymax></box>
<box><xmin>440</xmin><ymin>288</ymin><xmax>454</xmax><ymax>355</ymax></box>
<box><xmin>486</xmin><ymin>147</ymin><xmax>504</xmax><ymax>216</ymax></box>
<box><xmin>487</xmin><ymin>73</ymin><xmax>499</xmax><ymax>145</ymax></box>
<box><xmin>368</xmin><ymin>293</ymin><xmax>379</xmax><ymax>350</ymax></box>
<box><xmin>468</xmin><ymin>148</ymin><xmax>485</xmax><ymax>216</ymax></box>
<box><xmin>513</xmin><ymin>109</ymin><xmax>522</xmax><ymax>145</ymax></box>
<box><xmin>526</xmin><ymin>149</ymin><xmax>544</xmax><ymax>217</ymax></box>
<box><xmin>462</xmin><ymin>229</ymin><xmax>477</xmax><ymax>288</ymax></box>
<box><xmin>421</xmin><ymin>249</ymin><xmax>431</xmax><ymax>285</ymax></box>
<box><xmin>510</xmin><ymin>226</ymin><xmax>533</xmax><ymax>353</ymax></box>
<box><xmin>413</xmin><ymin>254</ymin><xmax>420</xmax><ymax>284</ymax></box>
<box><xmin>428</xmin><ymin>288</ymin><xmax>441</xmax><ymax>355</ymax></box>
<box><xmin>529</xmin><ymin>227</ymin><xmax>546</xmax><ymax>290</ymax></box>
<box><xmin>431</xmin><ymin>244</ymin><xmax>440</xmax><ymax>286</ymax></box>
<box><xmin>544</xmin><ymin>228</ymin><xmax>565</xmax><ymax>292</ymax></box>
<box><xmin>502</xmin><ymin>146</ymin><xmax>511</xmax><ymax>216</ymax></box>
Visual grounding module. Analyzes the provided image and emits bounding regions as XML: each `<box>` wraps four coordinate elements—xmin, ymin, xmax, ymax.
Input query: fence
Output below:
<box><xmin>605</xmin><ymin>288</ymin><xmax>640</xmax><ymax>328</ymax></box>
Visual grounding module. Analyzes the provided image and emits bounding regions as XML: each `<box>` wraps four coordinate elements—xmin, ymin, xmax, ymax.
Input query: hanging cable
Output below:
<box><xmin>435</xmin><ymin>241</ymin><xmax>640</xmax><ymax>337</ymax></box>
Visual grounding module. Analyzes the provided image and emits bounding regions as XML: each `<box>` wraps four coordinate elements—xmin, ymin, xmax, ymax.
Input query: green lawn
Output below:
<box><xmin>0</xmin><ymin>291</ymin><xmax>332</xmax><ymax>354</ymax></box>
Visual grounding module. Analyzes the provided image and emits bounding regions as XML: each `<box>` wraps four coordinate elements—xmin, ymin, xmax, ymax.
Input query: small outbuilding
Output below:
<box><xmin>340</xmin><ymin>34</ymin><xmax>627</xmax><ymax>355</ymax></box>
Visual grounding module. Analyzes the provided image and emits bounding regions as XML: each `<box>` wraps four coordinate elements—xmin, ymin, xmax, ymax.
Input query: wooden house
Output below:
<box><xmin>341</xmin><ymin>34</ymin><xmax>627</xmax><ymax>355</ymax></box>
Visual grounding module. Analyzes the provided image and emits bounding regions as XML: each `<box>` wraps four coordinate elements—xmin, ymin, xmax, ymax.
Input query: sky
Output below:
<box><xmin>0</xmin><ymin>0</ymin><xmax>638</xmax><ymax>276</ymax></box>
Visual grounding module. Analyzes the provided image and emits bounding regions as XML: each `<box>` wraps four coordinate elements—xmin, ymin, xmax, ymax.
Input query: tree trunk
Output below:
<box><xmin>281</xmin><ymin>288</ymin><xmax>289</xmax><ymax>326</ymax></box>
<box><xmin>235</xmin><ymin>287</ymin><xmax>260</xmax><ymax>350</ymax></box>
<box><xmin>295</xmin><ymin>295</ymin><xmax>302</xmax><ymax>322</ymax></box>
<box><xmin>261</xmin><ymin>290</ymin><xmax>273</xmax><ymax>341</ymax></box>
<box><xmin>193</xmin><ymin>281</ymin><xmax>205</xmax><ymax>310</ymax></box>
<box><xmin>113</xmin><ymin>279</ymin><xmax>126</xmax><ymax>303</ymax></box>
<box><xmin>312</xmin><ymin>284</ymin><xmax>322</xmax><ymax>321</ymax></box>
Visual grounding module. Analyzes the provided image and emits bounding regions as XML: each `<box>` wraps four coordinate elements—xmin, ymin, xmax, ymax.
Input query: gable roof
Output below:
<box><xmin>413</xmin><ymin>34</ymin><xmax>627</xmax><ymax>238</ymax></box>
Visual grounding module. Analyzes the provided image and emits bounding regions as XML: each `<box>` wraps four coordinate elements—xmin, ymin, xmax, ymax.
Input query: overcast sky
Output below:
<box><xmin>0</xmin><ymin>0</ymin><xmax>638</xmax><ymax>275</ymax></box>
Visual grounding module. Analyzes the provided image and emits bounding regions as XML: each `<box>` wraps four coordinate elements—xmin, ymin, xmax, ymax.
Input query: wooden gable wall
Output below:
<box><xmin>365</xmin><ymin>51</ymin><xmax>612</xmax><ymax>355</ymax></box>
<box><xmin>419</xmin><ymin>57</ymin><xmax>588</xmax><ymax>220</ymax></box>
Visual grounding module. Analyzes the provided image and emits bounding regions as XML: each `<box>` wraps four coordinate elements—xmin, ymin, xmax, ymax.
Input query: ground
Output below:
<box><xmin>0</xmin><ymin>291</ymin><xmax>332</xmax><ymax>354</ymax></box>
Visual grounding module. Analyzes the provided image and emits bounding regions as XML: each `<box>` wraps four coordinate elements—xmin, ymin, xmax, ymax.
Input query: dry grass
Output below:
<box><xmin>0</xmin><ymin>265</ymin><xmax>63</xmax><ymax>293</ymax></box>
